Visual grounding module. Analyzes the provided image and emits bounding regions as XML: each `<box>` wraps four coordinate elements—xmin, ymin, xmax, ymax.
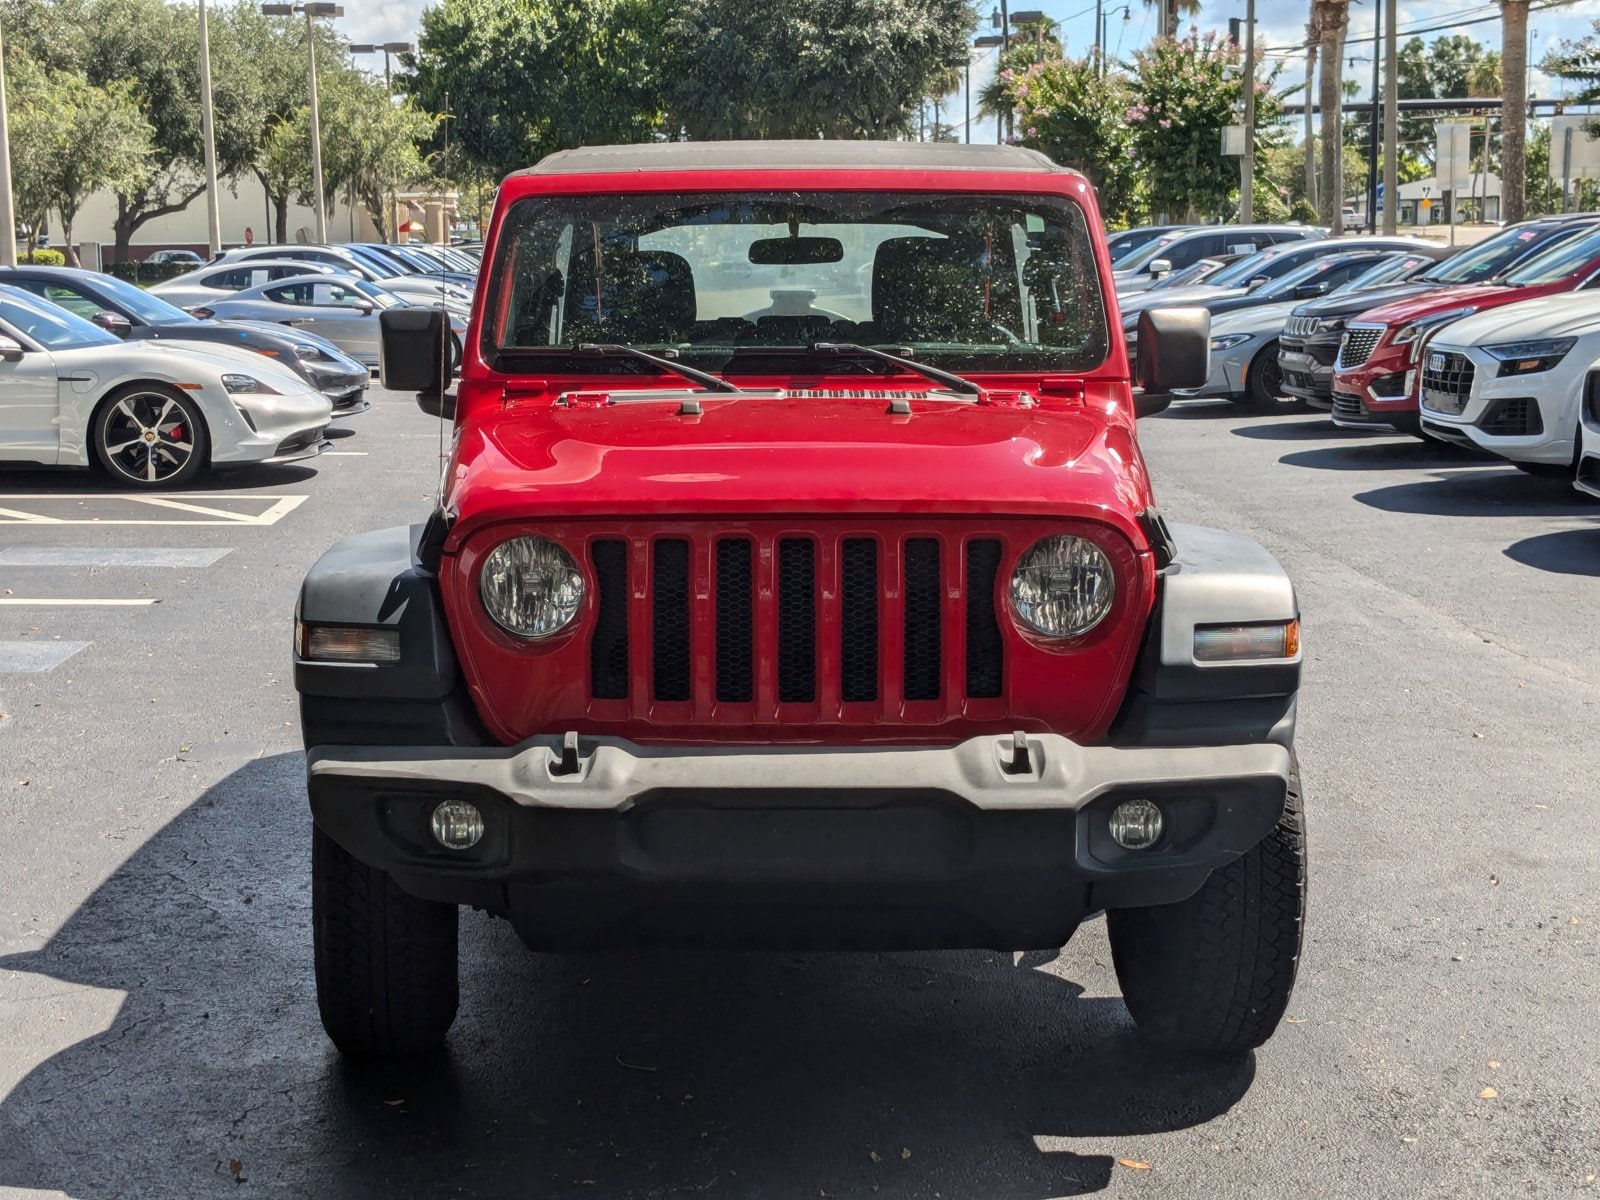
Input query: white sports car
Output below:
<box><xmin>1417</xmin><ymin>290</ymin><xmax>1600</xmax><ymax>484</ymax></box>
<box><xmin>0</xmin><ymin>285</ymin><xmax>332</xmax><ymax>488</ymax></box>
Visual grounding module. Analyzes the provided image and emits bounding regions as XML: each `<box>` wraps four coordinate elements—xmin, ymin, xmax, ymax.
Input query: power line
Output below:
<box><xmin>1261</xmin><ymin>0</ymin><xmax>1588</xmax><ymax>56</ymax></box>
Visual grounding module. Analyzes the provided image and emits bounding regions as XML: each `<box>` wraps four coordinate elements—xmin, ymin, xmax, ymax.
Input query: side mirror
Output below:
<box><xmin>1292</xmin><ymin>282</ymin><xmax>1325</xmax><ymax>299</ymax></box>
<box><xmin>0</xmin><ymin>335</ymin><xmax>23</xmax><ymax>363</ymax></box>
<box><xmin>1147</xmin><ymin>257</ymin><xmax>1173</xmax><ymax>277</ymax></box>
<box><xmin>1246</xmin><ymin>275</ymin><xmax>1270</xmax><ymax>291</ymax></box>
<box><xmin>354</xmin><ymin>300</ymin><xmax>376</xmax><ymax>316</ymax></box>
<box><xmin>416</xmin><ymin>391</ymin><xmax>457</xmax><ymax>420</ymax></box>
<box><xmin>379</xmin><ymin>304</ymin><xmax>451</xmax><ymax>397</ymax></box>
<box><xmin>91</xmin><ymin>310</ymin><xmax>133</xmax><ymax>337</ymax></box>
<box><xmin>1134</xmin><ymin>307</ymin><xmax>1210</xmax><ymax>403</ymax></box>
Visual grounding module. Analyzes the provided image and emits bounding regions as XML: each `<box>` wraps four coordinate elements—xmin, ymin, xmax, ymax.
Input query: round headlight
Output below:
<box><xmin>1009</xmin><ymin>535</ymin><xmax>1115</xmax><ymax>639</ymax></box>
<box><xmin>479</xmin><ymin>536</ymin><xmax>585</xmax><ymax>638</ymax></box>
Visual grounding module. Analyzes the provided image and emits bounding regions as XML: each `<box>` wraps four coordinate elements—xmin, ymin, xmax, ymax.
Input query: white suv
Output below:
<box><xmin>1575</xmin><ymin>373</ymin><xmax>1600</xmax><ymax>498</ymax></box>
<box><xmin>1418</xmin><ymin>290</ymin><xmax>1600</xmax><ymax>483</ymax></box>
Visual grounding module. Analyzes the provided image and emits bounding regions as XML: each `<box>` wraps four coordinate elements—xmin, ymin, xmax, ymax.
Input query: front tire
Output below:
<box><xmin>1107</xmin><ymin>758</ymin><xmax>1307</xmax><ymax>1055</ymax></box>
<box><xmin>312</xmin><ymin>825</ymin><xmax>459</xmax><ymax>1057</ymax></box>
<box><xmin>91</xmin><ymin>384</ymin><xmax>209</xmax><ymax>488</ymax></box>
<box><xmin>1236</xmin><ymin>342</ymin><xmax>1302</xmax><ymax>414</ymax></box>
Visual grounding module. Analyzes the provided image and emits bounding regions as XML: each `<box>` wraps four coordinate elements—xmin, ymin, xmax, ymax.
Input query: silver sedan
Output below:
<box><xmin>190</xmin><ymin>275</ymin><xmax>466</xmax><ymax>368</ymax></box>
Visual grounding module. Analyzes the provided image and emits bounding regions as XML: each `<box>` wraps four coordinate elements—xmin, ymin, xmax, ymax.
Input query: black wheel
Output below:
<box><xmin>1236</xmin><ymin>342</ymin><xmax>1302</xmax><ymax>414</ymax></box>
<box><xmin>1107</xmin><ymin>757</ymin><xmax>1307</xmax><ymax>1055</ymax></box>
<box><xmin>91</xmin><ymin>384</ymin><xmax>209</xmax><ymax>487</ymax></box>
<box><xmin>312</xmin><ymin>825</ymin><xmax>459</xmax><ymax>1057</ymax></box>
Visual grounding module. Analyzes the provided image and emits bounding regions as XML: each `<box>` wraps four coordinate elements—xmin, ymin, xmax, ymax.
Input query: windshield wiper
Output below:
<box><xmin>573</xmin><ymin>342</ymin><xmax>744</xmax><ymax>393</ymax></box>
<box><xmin>807</xmin><ymin>342</ymin><xmax>982</xmax><ymax>396</ymax></box>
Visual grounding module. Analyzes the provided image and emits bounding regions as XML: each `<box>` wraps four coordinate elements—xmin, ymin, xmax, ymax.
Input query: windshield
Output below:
<box><xmin>1423</xmin><ymin>224</ymin><xmax>1579</xmax><ymax>284</ymax></box>
<box><xmin>1347</xmin><ymin>253</ymin><xmax>1431</xmax><ymax>289</ymax></box>
<box><xmin>1257</xmin><ymin>257</ymin><xmax>1349</xmax><ymax>298</ymax></box>
<box><xmin>487</xmin><ymin>190</ymin><xmax>1110</xmax><ymax>375</ymax></box>
<box><xmin>93</xmin><ymin>274</ymin><xmax>195</xmax><ymax>324</ymax></box>
<box><xmin>1153</xmin><ymin>259</ymin><xmax>1224</xmax><ymax>290</ymax></box>
<box><xmin>348</xmin><ymin>278</ymin><xmax>405</xmax><ymax>309</ymax></box>
<box><xmin>1501</xmin><ymin>225</ymin><xmax>1600</xmax><ymax>287</ymax></box>
<box><xmin>1109</xmin><ymin>227</ymin><xmax>1176</xmax><ymax>267</ymax></box>
<box><xmin>0</xmin><ymin>287</ymin><xmax>119</xmax><ymax>349</ymax></box>
<box><xmin>1208</xmin><ymin>247</ymin><xmax>1301</xmax><ymax>288</ymax></box>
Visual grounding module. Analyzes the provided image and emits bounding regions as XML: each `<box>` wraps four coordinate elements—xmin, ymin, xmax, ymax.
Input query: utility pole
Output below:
<box><xmin>1382</xmin><ymin>0</ymin><xmax>1397</xmax><ymax>232</ymax></box>
<box><xmin>1240</xmin><ymin>0</ymin><xmax>1256</xmax><ymax>222</ymax></box>
<box><xmin>1000</xmin><ymin>0</ymin><xmax>1010</xmax><ymax>142</ymax></box>
<box><xmin>197</xmin><ymin>0</ymin><xmax>222</xmax><ymax>258</ymax></box>
<box><xmin>1094</xmin><ymin>0</ymin><xmax>1102</xmax><ymax>69</ymax></box>
<box><xmin>1366</xmin><ymin>0</ymin><xmax>1381</xmax><ymax>232</ymax></box>
<box><xmin>0</xmin><ymin>21</ymin><xmax>16</xmax><ymax>267</ymax></box>
<box><xmin>303</xmin><ymin>6</ymin><xmax>326</xmax><ymax>242</ymax></box>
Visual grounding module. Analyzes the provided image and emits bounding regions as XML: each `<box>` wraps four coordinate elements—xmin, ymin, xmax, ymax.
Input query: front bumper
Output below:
<box><xmin>1172</xmin><ymin>339</ymin><xmax>1256</xmax><ymax>400</ymax></box>
<box><xmin>308</xmin><ymin>732</ymin><xmax>1291</xmax><ymax>950</ymax></box>
<box><xmin>1418</xmin><ymin>347</ymin><xmax>1577</xmax><ymax>466</ymax></box>
<box><xmin>209</xmin><ymin>387</ymin><xmax>336</xmax><ymax>465</ymax></box>
<box><xmin>1332</xmin><ymin>340</ymin><xmax>1419</xmax><ymax>430</ymax></box>
<box><xmin>1278</xmin><ymin>346</ymin><xmax>1335</xmax><ymax>406</ymax></box>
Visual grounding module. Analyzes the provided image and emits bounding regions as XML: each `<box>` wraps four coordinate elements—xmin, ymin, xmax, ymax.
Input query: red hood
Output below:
<box><xmin>442</xmin><ymin>394</ymin><xmax>1153</xmax><ymax>548</ymax></box>
<box><xmin>1355</xmin><ymin>280</ymin><xmax>1564</xmax><ymax>327</ymax></box>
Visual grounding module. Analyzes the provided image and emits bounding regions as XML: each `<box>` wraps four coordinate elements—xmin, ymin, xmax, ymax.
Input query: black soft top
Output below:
<box><xmin>518</xmin><ymin>141</ymin><xmax>1078</xmax><ymax>178</ymax></box>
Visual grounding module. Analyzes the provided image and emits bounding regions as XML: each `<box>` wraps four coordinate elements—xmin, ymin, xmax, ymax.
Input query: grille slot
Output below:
<box><xmin>589</xmin><ymin>539</ymin><xmax>630</xmax><ymax>700</ymax></box>
<box><xmin>840</xmin><ymin>538</ymin><xmax>879</xmax><ymax>703</ymax></box>
<box><xmin>1479</xmin><ymin>397</ymin><xmax>1542</xmax><ymax>437</ymax></box>
<box><xmin>715</xmin><ymin>538</ymin><xmax>753</xmax><ymax>703</ymax></box>
<box><xmin>1331</xmin><ymin>392</ymin><xmax>1365</xmax><ymax>421</ymax></box>
<box><xmin>777</xmin><ymin>538</ymin><xmax>816</xmax><ymax>704</ymax></box>
<box><xmin>903</xmin><ymin>538</ymin><xmax>943</xmax><ymax>701</ymax></box>
<box><xmin>1421</xmin><ymin>351</ymin><xmax>1474</xmax><ymax>414</ymax></box>
<box><xmin>964</xmin><ymin>539</ymin><xmax>1004</xmax><ymax>699</ymax></box>
<box><xmin>1338</xmin><ymin>327</ymin><xmax>1381</xmax><ymax>369</ymax></box>
<box><xmin>652</xmin><ymin>539</ymin><xmax>690</xmax><ymax>702</ymax></box>
<box><xmin>1585</xmin><ymin>371</ymin><xmax>1600</xmax><ymax>427</ymax></box>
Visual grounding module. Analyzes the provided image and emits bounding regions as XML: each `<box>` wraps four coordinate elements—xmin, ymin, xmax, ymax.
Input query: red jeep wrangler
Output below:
<box><xmin>294</xmin><ymin>142</ymin><xmax>1306</xmax><ymax>1059</ymax></box>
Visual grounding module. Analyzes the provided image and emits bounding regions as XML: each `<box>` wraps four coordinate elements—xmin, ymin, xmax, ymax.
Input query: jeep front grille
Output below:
<box><xmin>1337</xmin><ymin>326</ymin><xmax>1382</xmax><ymax>369</ymax></box>
<box><xmin>1284</xmin><ymin>315</ymin><xmax>1320</xmax><ymax>339</ymax></box>
<box><xmin>585</xmin><ymin>526</ymin><xmax>1018</xmax><ymax>720</ymax></box>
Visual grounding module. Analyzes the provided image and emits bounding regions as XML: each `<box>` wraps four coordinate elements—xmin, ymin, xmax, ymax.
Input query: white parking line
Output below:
<box><xmin>0</xmin><ymin>548</ymin><xmax>231</xmax><ymax>568</ymax></box>
<box><xmin>0</xmin><ymin>494</ymin><xmax>307</xmax><ymax>526</ymax></box>
<box><xmin>0</xmin><ymin>641</ymin><xmax>90</xmax><ymax>672</ymax></box>
<box><xmin>0</xmin><ymin>598</ymin><xmax>159</xmax><ymax>606</ymax></box>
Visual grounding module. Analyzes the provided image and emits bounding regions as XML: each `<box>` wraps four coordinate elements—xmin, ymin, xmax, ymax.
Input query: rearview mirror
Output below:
<box><xmin>379</xmin><ymin>304</ymin><xmax>451</xmax><ymax>396</ymax></box>
<box><xmin>748</xmin><ymin>237</ymin><xmax>844</xmax><ymax>266</ymax></box>
<box><xmin>1147</xmin><ymin>257</ymin><xmax>1172</xmax><ymax>277</ymax></box>
<box><xmin>1134</xmin><ymin>307</ymin><xmax>1210</xmax><ymax>402</ymax></box>
<box><xmin>91</xmin><ymin>310</ymin><xmax>133</xmax><ymax>337</ymax></box>
<box><xmin>0</xmin><ymin>335</ymin><xmax>23</xmax><ymax>362</ymax></box>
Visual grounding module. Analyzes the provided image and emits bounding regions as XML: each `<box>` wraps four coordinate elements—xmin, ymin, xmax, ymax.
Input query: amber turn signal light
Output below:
<box><xmin>1193</xmin><ymin>619</ymin><xmax>1300</xmax><ymax>663</ymax></box>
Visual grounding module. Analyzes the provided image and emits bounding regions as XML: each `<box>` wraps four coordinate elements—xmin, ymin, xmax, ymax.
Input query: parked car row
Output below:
<box><xmin>0</xmin><ymin>242</ymin><xmax>478</xmax><ymax>487</ymax></box>
<box><xmin>1116</xmin><ymin>213</ymin><xmax>1600</xmax><ymax>497</ymax></box>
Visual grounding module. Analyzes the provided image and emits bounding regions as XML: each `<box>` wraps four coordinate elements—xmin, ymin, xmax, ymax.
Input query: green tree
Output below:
<box><xmin>1000</xmin><ymin>56</ymin><xmax>1136</xmax><ymax>223</ymax></box>
<box><xmin>1126</xmin><ymin>29</ymin><xmax>1285</xmax><ymax>222</ymax></box>
<box><xmin>6</xmin><ymin>48</ymin><xmax>152</xmax><ymax>264</ymax></box>
<box><xmin>1544</xmin><ymin>17</ymin><xmax>1600</xmax><ymax>133</ymax></box>
<box><xmin>407</xmin><ymin>0</ymin><xmax>662</xmax><ymax>181</ymax></box>
<box><xmin>662</xmin><ymin>0</ymin><xmax>975</xmax><ymax>140</ymax></box>
<box><xmin>312</xmin><ymin>73</ymin><xmax>437</xmax><ymax>242</ymax></box>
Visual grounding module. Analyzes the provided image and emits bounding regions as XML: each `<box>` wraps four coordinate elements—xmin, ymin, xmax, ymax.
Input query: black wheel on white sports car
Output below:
<box><xmin>1236</xmin><ymin>341</ymin><xmax>1302</xmax><ymax>414</ymax></box>
<box><xmin>92</xmin><ymin>384</ymin><xmax>209</xmax><ymax>488</ymax></box>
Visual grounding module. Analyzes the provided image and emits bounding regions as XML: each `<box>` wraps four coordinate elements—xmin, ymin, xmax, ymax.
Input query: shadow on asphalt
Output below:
<box><xmin>1227</xmin><ymin>417</ymin><xmax>1361</xmax><ymax>441</ymax></box>
<box><xmin>1151</xmin><ymin>400</ymin><xmax>1238</xmax><ymax>421</ymax></box>
<box><xmin>0</xmin><ymin>755</ymin><xmax>1256</xmax><ymax>1199</ymax></box>
<box><xmin>324</xmin><ymin>425</ymin><xmax>359</xmax><ymax>440</ymax></box>
<box><xmin>1354</xmin><ymin>469</ymin><xmax>1597</xmax><ymax>518</ymax></box>
<box><xmin>1278</xmin><ymin>440</ymin><xmax>1489</xmax><ymax>472</ymax></box>
<box><xmin>1503</xmin><ymin>527</ymin><xmax>1600</xmax><ymax>576</ymax></box>
<box><xmin>0</xmin><ymin>463</ymin><xmax>321</xmax><ymax>492</ymax></box>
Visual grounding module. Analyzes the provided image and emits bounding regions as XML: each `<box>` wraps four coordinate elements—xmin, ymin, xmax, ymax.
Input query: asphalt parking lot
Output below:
<box><xmin>0</xmin><ymin>390</ymin><xmax>1595</xmax><ymax>1199</ymax></box>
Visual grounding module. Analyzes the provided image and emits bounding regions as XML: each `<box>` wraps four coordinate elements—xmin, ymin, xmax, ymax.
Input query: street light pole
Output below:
<box><xmin>0</xmin><ymin>21</ymin><xmax>16</xmax><ymax>267</ymax></box>
<box><xmin>1382</xmin><ymin>0</ymin><xmax>1398</xmax><ymax>233</ymax></box>
<box><xmin>303</xmin><ymin>6</ymin><xmax>327</xmax><ymax>242</ymax></box>
<box><xmin>262</xmin><ymin>3</ymin><xmax>342</xmax><ymax>244</ymax></box>
<box><xmin>197</xmin><ymin>0</ymin><xmax>222</xmax><ymax>258</ymax></box>
<box><xmin>1240</xmin><ymin>0</ymin><xmax>1255</xmax><ymax>222</ymax></box>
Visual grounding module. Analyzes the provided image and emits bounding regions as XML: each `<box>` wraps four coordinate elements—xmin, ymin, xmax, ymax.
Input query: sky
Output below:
<box><xmin>332</xmin><ymin>0</ymin><xmax>1600</xmax><ymax>141</ymax></box>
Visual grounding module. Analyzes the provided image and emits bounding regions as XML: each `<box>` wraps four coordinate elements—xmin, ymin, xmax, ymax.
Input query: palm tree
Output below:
<box><xmin>1142</xmin><ymin>0</ymin><xmax>1201</xmax><ymax>40</ymax></box>
<box><xmin>1304</xmin><ymin>4</ymin><xmax>1323</xmax><ymax>212</ymax></box>
<box><xmin>1500</xmin><ymin>0</ymin><xmax>1529</xmax><ymax>223</ymax></box>
<box><xmin>1315</xmin><ymin>0</ymin><xmax>1351</xmax><ymax>230</ymax></box>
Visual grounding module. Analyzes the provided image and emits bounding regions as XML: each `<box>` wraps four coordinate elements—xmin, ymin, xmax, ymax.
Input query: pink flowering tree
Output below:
<box><xmin>1127</xmin><ymin>30</ymin><xmax>1286</xmax><ymax>220</ymax></box>
<box><xmin>1002</xmin><ymin>56</ymin><xmax>1137</xmax><ymax>223</ymax></box>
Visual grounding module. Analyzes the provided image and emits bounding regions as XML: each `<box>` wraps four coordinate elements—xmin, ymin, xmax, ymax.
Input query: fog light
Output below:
<box><xmin>430</xmin><ymin>799</ymin><xmax>484</xmax><ymax>850</ymax></box>
<box><xmin>1109</xmin><ymin>799</ymin><xmax>1164</xmax><ymax>850</ymax></box>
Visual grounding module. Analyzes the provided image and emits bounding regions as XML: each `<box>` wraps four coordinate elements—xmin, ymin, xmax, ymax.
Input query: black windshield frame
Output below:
<box><xmin>483</xmin><ymin>189</ymin><xmax>1110</xmax><ymax>378</ymax></box>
